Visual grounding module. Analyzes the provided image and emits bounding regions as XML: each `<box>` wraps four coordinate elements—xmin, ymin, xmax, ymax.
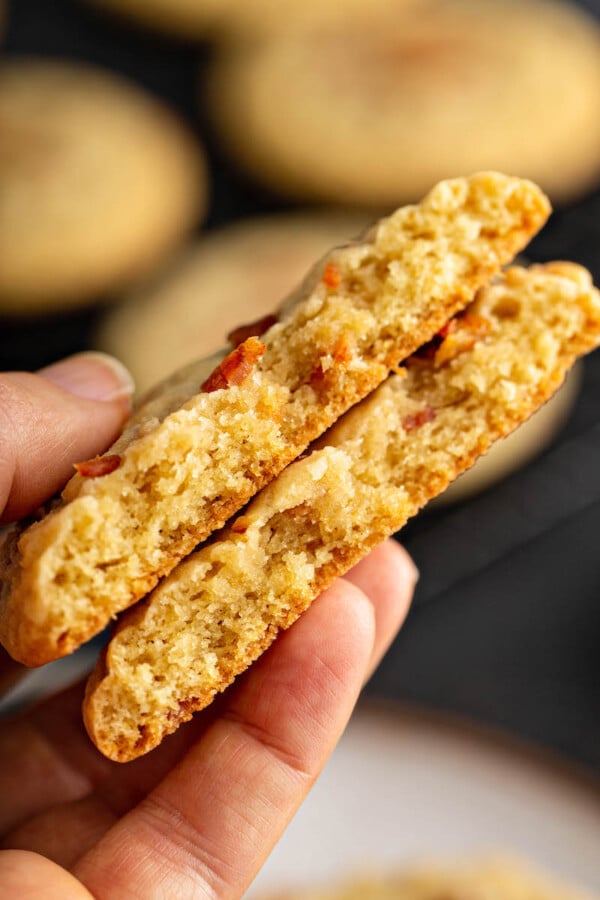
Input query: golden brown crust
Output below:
<box><xmin>84</xmin><ymin>262</ymin><xmax>600</xmax><ymax>762</ymax></box>
<box><xmin>0</xmin><ymin>173</ymin><xmax>548</xmax><ymax>667</ymax></box>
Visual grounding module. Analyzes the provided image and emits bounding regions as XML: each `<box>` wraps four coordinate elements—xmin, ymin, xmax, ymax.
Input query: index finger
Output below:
<box><xmin>73</xmin><ymin>579</ymin><xmax>376</xmax><ymax>898</ymax></box>
<box><xmin>0</xmin><ymin>355</ymin><xmax>132</xmax><ymax>524</ymax></box>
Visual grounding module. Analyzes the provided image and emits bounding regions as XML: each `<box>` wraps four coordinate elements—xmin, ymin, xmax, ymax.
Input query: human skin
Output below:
<box><xmin>0</xmin><ymin>353</ymin><xmax>417</xmax><ymax>899</ymax></box>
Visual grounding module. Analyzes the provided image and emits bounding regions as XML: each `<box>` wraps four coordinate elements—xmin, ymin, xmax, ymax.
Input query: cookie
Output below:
<box><xmin>433</xmin><ymin>362</ymin><xmax>582</xmax><ymax>506</ymax></box>
<box><xmin>261</xmin><ymin>856</ymin><xmax>594</xmax><ymax>899</ymax></box>
<box><xmin>0</xmin><ymin>172</ymin><xmax>547</xmax><ymax>666</ymax></box>
<box><xmin>85</xmin><ymin>0</ymin><xmax>227</xmax><ymax>38</ymax></box>
<box><xmin>84</xmin><ymin>261</ymin><xmax>600</xmax><ymax>761</ymax></box>
<box><xmin>96</xmin><ymin>213</ymin><xmax>368</xmax><ymax>396</ymax></box>
<box><xmin>207</xmin><ymin>0</ymin><xmax>600</xmax><ymax>206</ymax></box>
<box><xmin>0</xmin><ymin>58</ymin><xmax>207</xmax><ymax>314</ymax></box>
<box><xmin>433</xmin><ymin>251</ymin><xmax>582</xmax><ymax>507</ymax></box>
<box><xmin>86</xmin><ymin>0</ymin><xmax>414</xmax><ymax>40</ymax></box>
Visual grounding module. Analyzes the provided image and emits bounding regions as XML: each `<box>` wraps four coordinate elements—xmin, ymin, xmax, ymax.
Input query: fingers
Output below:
<box><xmin>0</xmin><ymin>646</ymin><xmax>27</xmax><ymax>698</ymax></box>
<box><xmin>73</xmin><ymin>580</ymin><xmax>377</xmax><ymax>898</ymax></box>
<box><xmin>343</xmin><ymin>539</ymin><xmax>418</xmax><ymax>679</ymax></box>
<box><xmin>2</xmin><ymin>799</ymin><xmax>117</xmax><ymax>871</ymax></box>
<box><xmin>0</xmin><ymin>540</ymin><xmax>416</xmax><ymax>892</ymax></box>
<box><xmin>0</xmin><ymin>680</ymin><xmax>202</xmax><ymax>867</ymax></box>
<box><xmin>0</xmin><ymin>353</ymin><xmax>134</xmax><ymax>524</ymax></box>
<box><xmin>0</xmin><ymin>696</ymin><xmax>104</xmax><ymax>837</ymax></box>
<box><xmin>0</xmin><ymin>851</ymin><xmax>93</xmax><ymax>900</ymax></box>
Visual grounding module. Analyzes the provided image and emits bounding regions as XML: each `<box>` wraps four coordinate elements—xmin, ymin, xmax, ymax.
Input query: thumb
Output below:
<box><xmin>0</xmin><ymin>352</ymin><xmax>134</xmax><ymax>525</ymax></box>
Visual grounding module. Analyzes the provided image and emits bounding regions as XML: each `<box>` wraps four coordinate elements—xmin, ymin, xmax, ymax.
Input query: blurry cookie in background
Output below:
<box><xmin>207</xmin><ymin>0</ymin><xmax>600</xmax><ymax>207</ymax></box>
<box><xmin>95</xmin><ymin>212</ymin><xmax>366</xmax><ymax>394</ymax></box>
<box><xmin>0</xmin><ymin>58</ymin><xmax>207</xmax><ymax>316</ymax></box>
<box><xmin>85</xmin><ymin>0</ymin><xmax>230</xmax><ymax>38</ymax></box>
<box><xmin>263</xmin><ymin>856</ymin><xmax>594</xmax><ymax>899</ymax></box>
<box><xmin>86</xmin><ymin>0</ymin><xmax>417</xmax><ymax>40</ymax></box>
<box><xmin>433</xmin><ymin>363</ymin><xmax>582</xmax><ymax>507</ymax></box>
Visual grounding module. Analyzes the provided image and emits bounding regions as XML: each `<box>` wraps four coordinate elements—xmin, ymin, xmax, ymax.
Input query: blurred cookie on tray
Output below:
<box><xmin>95</xmin><ymin>212</ymin><xmax>367</xmax><ymax>394</ymax></box>
<box><xmin>262</xmin><ymin>855</ymin><xmax>595</xmax><ymax>899</ymax></box>
<box><xmin>84</xmin><ymin>0</ymin><xmax>229</xmax><ymax>38</ymax></box>
<box><xmin>85</xmin><ymin>0</ymin><xmax>416</xmax><ymax>40</ymax></box>
<box><xmin>0</xmin><ymin>58</ymin><xmax>207</xmax><ymax>316</ymax></box>
<box><xmin>206</xmin><ymin>0</ymin><xmax>600</xmax><ymax>207</ymax></box>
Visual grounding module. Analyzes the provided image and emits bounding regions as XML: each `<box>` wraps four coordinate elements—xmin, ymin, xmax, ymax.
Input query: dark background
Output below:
<box><xmin>3</xmin><ymin>0</ymin><xmax>600</xmax><ymax>770</ymax></box>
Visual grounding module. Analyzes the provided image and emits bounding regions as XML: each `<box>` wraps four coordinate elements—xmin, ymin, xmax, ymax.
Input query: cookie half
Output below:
<box><xmin>433</xmin><ymin>362</ymin><xmax>582</xmax><ymax>507</ymax></box>
<box><xmin>84</xmin><ymin>261</ymin><xmax>600</xmax><ymax>761</ymax></box>
<box><xmin>96</xmin><ymin>213</ymin><xmax>368</xmax><ymax>395</ymax></box>
<box><xmin>0</xmin><ymin>173</ymin><xmax>547</xmax><ymax>665</ymax></box>
<box><xmin>0</xmin><ymin>58</ymin><xmax>207</xmax><ymax>314</ymax></box>
<box><xmin>207</xmin><ymin>0</ymin><xmax>600</xmax><ymax>205</ymax></box>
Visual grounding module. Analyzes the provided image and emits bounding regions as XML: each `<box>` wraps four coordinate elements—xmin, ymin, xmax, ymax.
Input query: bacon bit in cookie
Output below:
<box><xmin>74</xmin><ymin>454</ymin><xmax>121</xmax><ymax>477</ymax></box>
<box><xmin>437</xmin><ymin>318</ymin><xmax>458</xmax><ymax>340</ymax></box>
<box><xmin>406</xmin><ymin>312</ymin><xmax>492</xmax><ymax>368</ymax></box>
<box><xmin>201</xmin><ymin>337</ymin><xmax>266</xmax><ymax>393</ymax></box>
<box><xmin>332</xmin><ymin>334</ymin><xmax>353</xmax><ymax>365</ymax></box>
<box><xmin>402</xmin><ymin>406</ymin><xmax>436</xmax><ymax>433</ymax></box>
<box><xmin>167</xmin><ymin>697</ymin><xmax>198</xmax><ymax>724</ymax></box>
<box><xmin>231</xmin><ymin>516</ymin><xmax>251</xmax><ymax>534</ymax></box>
<box><xmin>434</xmin><ymin>313</ymin><xmax>491</xmax><ymax>366</ymax></box>
<box><xmin>322</xmin><ymin>262</ymin><xmax>341</xmax><ymax>289</ymax></box>
<box><xmin>309</xmin><ymin>335</ymin><xmax>354</xmax><ymax>388</ymax></box>
<box><xmin>227</xmin><ymin>314</ymin><xmax>279</xmax><ymax>347</ymax></box>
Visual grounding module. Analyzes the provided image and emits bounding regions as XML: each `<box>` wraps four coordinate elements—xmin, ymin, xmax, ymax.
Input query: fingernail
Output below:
<box><xmin>39</xmin><ymin>352</ymin><xmax>135</xmax><ymax>402</ymax></box>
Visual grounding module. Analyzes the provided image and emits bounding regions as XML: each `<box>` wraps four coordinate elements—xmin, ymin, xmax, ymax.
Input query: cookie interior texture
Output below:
<box><xmin>84</xmin><ymin>262</ymin><xmax>600</xmax><ymax>761</ymax></box>
<box><xmin>207</xmin><ymin>0</ymin><xmax>600</xmax><ymax>205</ymax></box>
<box><xmin>95</xmin><ymin>212</ymin><xmax>368</xmax><ymax>394</ymax></box>
<box><xmin>432</xmin><ymin>362</ymin><xmax>582</xmax><ymax>507</ymax></box>
<box><xmin>0</xmin><ymin>58</ymin><xmax>207</xmax><ymax>312</ymax></box>
<box><xmin>0</xmin><ymin>173</ymin><xmax>548</xmax><ymax>666</ymax></box>
<box><xmin>257</xmin><ymin>855</ymin><xmax>594</xmax><ymax>899</ymax></box>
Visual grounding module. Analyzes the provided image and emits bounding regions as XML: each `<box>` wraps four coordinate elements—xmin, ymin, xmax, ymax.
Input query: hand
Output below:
<box><xmin>0</xmin><ymin>353</ymin><xmax>417</xmax><ymax>899</ymax></box>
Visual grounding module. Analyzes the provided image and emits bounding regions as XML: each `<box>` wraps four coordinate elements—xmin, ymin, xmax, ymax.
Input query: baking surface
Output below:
<box><xmin>249</xmin><ymin>702</ymin><xmax>600</xmax><ymax>896</ymax></box>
